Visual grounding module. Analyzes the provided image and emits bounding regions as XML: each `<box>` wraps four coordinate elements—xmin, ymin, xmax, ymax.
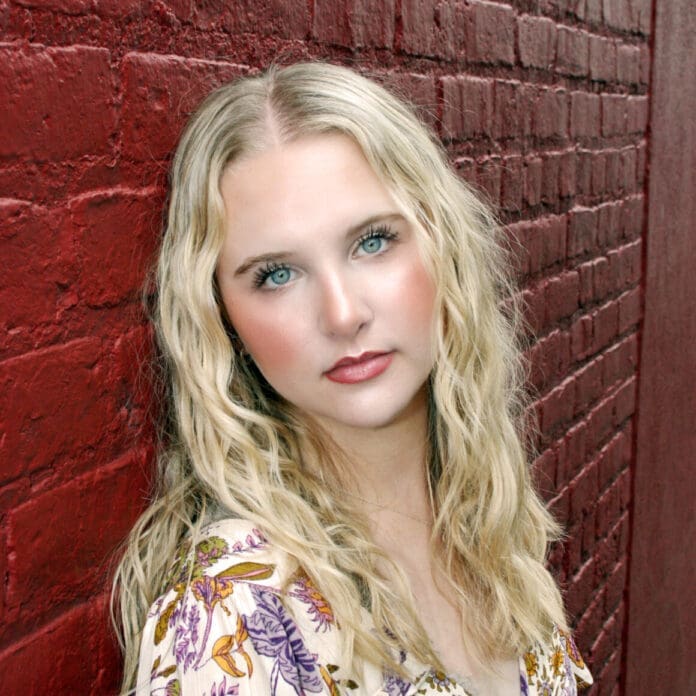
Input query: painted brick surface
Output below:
<box><xmin>0</xmin><ymin>0</ymin><xmax>651</xmax><ymax>692</ymax></box>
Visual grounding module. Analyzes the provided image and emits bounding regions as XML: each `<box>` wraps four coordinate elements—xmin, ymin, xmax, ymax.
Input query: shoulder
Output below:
<box><xmin>522</xmin><ymin>625</ymin><xmax>593</xmax><ymax>694</ymax></box>
<box><xmin>135</xmin><ymin>518</ymin><xmax>345</xmax><ymax>695</ymax></box>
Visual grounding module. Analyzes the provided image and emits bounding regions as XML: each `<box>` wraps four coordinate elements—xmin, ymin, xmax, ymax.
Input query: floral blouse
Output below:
<box><xmin>136</xmin><ymin>518</ymin><xmax>593</xmax><ymax>695</ymax></box>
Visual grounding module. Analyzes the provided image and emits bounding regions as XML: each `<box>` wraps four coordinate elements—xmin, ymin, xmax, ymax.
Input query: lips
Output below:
<box><xmin>324</xmin><ymin>351</ymin><xmax>394</xmax><ymax>384</ymax></box>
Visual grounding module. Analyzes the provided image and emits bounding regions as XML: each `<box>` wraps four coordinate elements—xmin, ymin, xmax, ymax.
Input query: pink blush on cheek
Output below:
<box><xmin>233</xmin><ymin>313</ymin><xmax>307</xmax><ymax>377</ymax></box>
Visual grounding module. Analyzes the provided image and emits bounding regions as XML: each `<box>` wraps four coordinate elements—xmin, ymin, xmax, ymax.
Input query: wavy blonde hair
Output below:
<box><xmin>112</xmin><ymin>61</ymin><xmax>567</xmax><ymax>692</ymax></box>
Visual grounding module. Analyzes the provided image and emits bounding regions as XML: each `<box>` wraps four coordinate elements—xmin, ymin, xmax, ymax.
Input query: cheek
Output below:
<box><xmin>380</xmin><ymin>255</ymin><xmax>437</xmax><ymax>334</ymax></box>
<box><xmin>227</xmin><ymin>304</ymin><xmax>306</xmax><ymax>376</ymax></box>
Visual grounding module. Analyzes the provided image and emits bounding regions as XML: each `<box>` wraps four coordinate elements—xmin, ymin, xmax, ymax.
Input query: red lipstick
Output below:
<box><xmin>325</xmin><ymin>351</ymin><xmax>394</xmax><ymax>384</ymax></box>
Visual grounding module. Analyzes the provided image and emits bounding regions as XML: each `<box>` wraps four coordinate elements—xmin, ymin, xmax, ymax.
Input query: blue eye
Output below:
<box><xmin>355</xmin><ymin>225</ymin><xmax>398</xmax><ymax>256</ymax></box>
<box><xmin>360</xmin><ymin>236</ymin><xmax>384</xmax><ymax>254</ymax></box>
<box><xmin>268</xmin><ymin>267</ymin><xmax>291</xmax><ymax>285</ymax></box>
<box><xmin>253</xmin><ymin>263</ymin><xmax>293</xmax><ymax>289</ymax></box>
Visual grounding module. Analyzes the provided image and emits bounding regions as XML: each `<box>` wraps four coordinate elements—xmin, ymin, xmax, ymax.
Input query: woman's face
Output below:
<box><xmin>216</xmin><ymin>133</ymin><xmax>437</xmax><ymax>434</ymax></box>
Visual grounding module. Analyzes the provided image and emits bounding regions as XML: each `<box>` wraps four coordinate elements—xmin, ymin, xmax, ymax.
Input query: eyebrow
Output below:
<box><xmin>232</xmin><ymin>212</ymin><xmax>406</xmax><ymax>277</ymax></box>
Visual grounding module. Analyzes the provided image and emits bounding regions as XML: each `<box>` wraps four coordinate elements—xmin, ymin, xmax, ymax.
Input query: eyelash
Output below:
<box><xmin>252</xmin><ymin>224</ymin><xmax>399</xmax><ymax>290</ymax></box>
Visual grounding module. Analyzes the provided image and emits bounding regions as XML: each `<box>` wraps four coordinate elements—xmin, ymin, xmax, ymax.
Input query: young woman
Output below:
<box><xmin>113</xmin><ymin>62</ymin><xmax>593</xmax><ymax>695</ymax></box>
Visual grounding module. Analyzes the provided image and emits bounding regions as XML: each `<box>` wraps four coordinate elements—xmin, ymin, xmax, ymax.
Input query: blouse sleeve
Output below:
<box><xmin>559</xmin><ymin>627</ymin><xmax>593</xmax><ymax>691</ymax></box>
<box><xmin>134</xmin><ymin>531</ymin><xmax>327</xmax><ymax>695</ymax></box>
<box><xmin>522</xmin><ymin>625</ymin><xmax>593</xmax><ymax>694</ymax></box>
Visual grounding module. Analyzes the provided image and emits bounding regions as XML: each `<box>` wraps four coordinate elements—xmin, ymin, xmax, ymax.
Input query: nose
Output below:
<box><xmin>316</xmin><ymin>269</ymin><xmax>373</xmax><ymax>339</ymax></box>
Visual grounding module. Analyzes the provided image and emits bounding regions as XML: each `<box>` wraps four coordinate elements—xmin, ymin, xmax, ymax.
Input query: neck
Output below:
<box><xmin>312</xmin><ymin>386</ymin><xmax>433</xmax><ymax>526</ymax></box>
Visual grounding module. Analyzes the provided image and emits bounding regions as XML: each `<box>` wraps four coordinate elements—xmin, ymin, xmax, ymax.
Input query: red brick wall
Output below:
<box><xmin>0</xmin><ymin>1</ymin><xmax>650</xmax><ymax>693</ymax></box>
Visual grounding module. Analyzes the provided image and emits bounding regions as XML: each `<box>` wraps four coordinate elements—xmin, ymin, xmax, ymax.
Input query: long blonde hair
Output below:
<box><xmin>112</xmin><ymin>61</ymin><xmax>567</xmax><ymax>692</ymax></box>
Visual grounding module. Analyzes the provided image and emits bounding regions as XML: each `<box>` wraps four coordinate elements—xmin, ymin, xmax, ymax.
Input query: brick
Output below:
<box><xmin>586</xmin><ymin>394</ymin><xmax>616</xmax><ymax>456</ymax></box>
<box><xmin>603</xmin><ymin>0</ymin><xmax>632</xmax><ymax>32</ymax></box>
<box><xmin>601</xmin><ymin>343</ymin><xmax>622</xmax><ymax>389</ymax></box>
<box><xmin>541</xmin><ymin>152</ymin><xmax>560</xmax><ymax>205</ymax></box>
<box><xmin>585</xmin><ymin>0</ymin><xmax>602</xmax><ymax>23</ymax></box>
<box><xmin>522</xmin><ymin>282</ymin><xmax>546</xmax><ymax>334</ymax></box>
<box><xmin>620</xmin><ymin>147</ymin><xmax>638</xmax><ymax>194</ymax></box>
<box><xmin>541</xmin><ymin>377</ymin><xmax>575</xmax><ymax>435</ymax></box>
<box><xmin>617</xmin><ymin>43</ymin><xmax>640</xmax><ymax>85</ymax></box>
<box><xmin>528</xmin><ymin>328</ymin><xmax>567</xmax><ymax>392</ymax></box>
<box><xmin>532</xmin><ymin>448</ymin><xmax>557</xmax><ymax>500</ymax></box>
<box><xmin>569</xmin><ymin>458</ymin><xmax>599</xmax><ymax>525</ymax></box>
<box><xmin>13</xmin><ymin>0</ymin><xmax>91</xmax><ymax>12</ymax></box>
<box><xmin>597</xmin><ymin>200</ymin><xmax>622</xmax><ymax>250</ymax></box>
<box><xmin>639</xmin><ymin>43</ymin><xmax>651</xmax><ymax>84</ymax></box>
<box><xmin>592</xmin><ymin>256</ymin><xmax>610</xmax><ymax>299</ymax></box>
<box><xmin>591</xmin><ymin>612</ymin><xmax>618</xmax><ymax>668</ymax></box>
<box><xmin>6</xmin><ymin>452</ymin><xmax>149</xmax><ymax>613</ymax></box>
<box><xmin>574</xmin><ymin>585</ymin><xmax>606</xmax><ymax>652</ymax></box>
<box><xmin>574</xmin><ymin>358</ymin><xmax>604</xmax><ymax>417</ymax></box>
<box><xmin>570</xmin><ymin>91</ymin><xmax>601</xmax><ymax>138</ymax></box>
<box><xmin>0</xmin><ymin>44</ymin><xmax>115</xmax><ymax>161</ymax></box>
<box><xmin>604</xmin><ymin>558</ymin><xmax>627</xmax><ymax>612</ymax></box>
<box><xmin>560</xmin><ymin>150</ymin><xmax>577</xmax><ymax>197</ymax></box>
<box><xmin>615</xmin><ymin>333</ymin><xmax>638</xmax><ymax>381</ymax></box>
<box><xmin>187</xmin><ymin>0</ymin><xmax>309</xmax><ymax>37</ymax></box>
<box><xmin>549</xmin><ymin>487</ymin><xmax>570</xmax><ymax>528</ymax></box>
<box><xmin>590</xmin><ymin>150</ymin><xmax>607</xmax><ymax>196</ymax></box>
<box><xmin>566</xmin><ymin>556</ymin><xmax>596</xmax><ymax>618</ymax></box>
<box><xmin>589</xmin><ymin>34</ymin><xmax>616</xmax><ymax>82</ymax></box>
<box><xmin>0</xmin><ymin>595</ymin><xmax>120</xmax><ymax>694</ymax></box>
<box><xmin>0</xmin><ymin>338</ymin><xmax>120</xmax><ymax>481</ymax></box>
<box><xmin>556</xmin><ymin>26</ymin><xmax>589</xmax><ymax>77</ymax></box>
<box><xmin>535</xmin><ymin>87</ymin><xmax>568</xmax><ymax>140</ymax></box>
<box><xmin>613</xmin><ymin>375</ymin><xmax>636</xmax><ymax>426</ymax></box>
<box><xmin>517</xmin><ymin>14</ymin><xmax>556</xmax><ymax>69</ymax></box>
<box><xmin>597</xmin><ymin>434</ymin><xmax>623</xmax><ymax>489</ymax></box>
<box><xmin>476</xmin><ymin>156</ymin><xmax>501</xmax><ymax>206</ymax></box>
<box><xmin>574</xmin><ymin>150</ymin><xmax>591</xmax><ymax>196</ymax></box>
<box><xmin>601</xmin><ymin>94</ymin><xmax>627</xmax><ymax>136</ymax></box>
<box><xmin>0</xmin><ymin>200</ymin><xmax>77</xmax><ymax>333</ymax></box>
<box><xmin>620</xmin><ymin>195</ymin><xmax>642</xmax><ymax>240</ymax></box>
<box><xmin>378</xmin><ymin>71</ymin><xmax>438</xmax><ymax>129</ymax></box>
<box><xmin>69</xmin><ymin>188</ymin><xmax>160</xmax><ymax>308</ymax></box>
<box><xmin>493</xmin><ymin>80</ymin><xmax>523</xmax><ymax>140</ymax></box>
<box><xmin>595</xmin><ymin>478</ymin><xmax>621</xmax><ymax>538</ymax></box>
<box><xmin>568</xmin><ymin>207</ymin><xmax>597</xmax><ymax>259</ymax></box>
<box><xmin>401</xmin><ymin>0</ymin><xmax>465</xmax><ymax>58</ymax></box>
<box><xmin>545</xmin><ymin>271</ymin><xmax>580</xmax><ymax>325</ymax></box>
<box><xmin>466</xmin><ymin>0</ymin><xmax>515</xmax><ymax>66</ymax></box>
<box><xmin>592</xmin><ymin>300</ymin><xmax>619</xmax><ymax>353</ymax></box>
<box><xmin>596</xmin><ymin>645</ymin><xmax>621</xmax><ymax>690</ymax></box>
<box><xmin>571</xmin><ymin>314</ymin><xmax>593</xmax><ymax>360</ymax></box>
<box><xmin>578</xmin><ymin>260</ymin><xmax>594</xmax><ymax>304</ymax></box>
<box><xmin>582</xmin><ymin>503</ymin><xmax>597</xmax><ymax>559</ymax></box>
<box><xmin>604</xmin><ymin>149</ymin><xmax>621</xmax><ymax>196</ymax></box>
<box><xmin>314</xmin><ymin>0</ymin><xmax>394</xmax><ymax>49</ymax></box>
<box><xmin>627</xmin><ymin>95</ymin><xmax>649</xmax><ymax>134</ymax></box>
<box><xmin>441</xmin><ymin>75</ymin><xmax>493</xmax><ymax>139</ymax></box>
<box><xmin>636</xmin><ymin>142</ymin><xmax>647</xmax><ymax>187</ymax></box>
<box><xmin>562</xmin><ymin>421</ymin><xmax>588</xmax><ymax>482</ymax></box>
<box><xmin>540</xmin><ymin>214</ymin><xmax>567</xmax><ymax>268</ymax></box>
<box><xmin>524</xmin><ymin>156</ymin><xmax>543</xmax><ymax>207</ymax></box>
<box><xmin>500</xmin><ymin>155</ymin><xmax>523</xmax><ymax>212</ymax></box>
<box><xmin>120</xmin><ymin>52</ymin><xmax>244</xmax><ymax>161</ymax></box>
<box><xmin>618</xmin><ymin>287</ymin><xmax>641</xmax><ymax>334</ymax></box>
<box><xmin>455</xmin><ymin>157</ymin><xmax>477</xmax><ymax>188</ymax></box>
<box><xmin>634</xmin><ymin>0</ymin><xmax>651</xmax><ymax>35</ymax></box>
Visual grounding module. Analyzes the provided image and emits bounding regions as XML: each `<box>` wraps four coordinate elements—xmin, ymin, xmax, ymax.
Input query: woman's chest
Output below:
<box><xmin>409</xmin><ymin>581</ymin><xmax>522</xmax><ymax>696</ymax></box>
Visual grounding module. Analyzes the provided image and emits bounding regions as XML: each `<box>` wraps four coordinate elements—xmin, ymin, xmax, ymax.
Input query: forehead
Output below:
<box><xmin>219</xmin><ymin>133</ymin><xmax>400</xmax><ymax>246</ymax></box>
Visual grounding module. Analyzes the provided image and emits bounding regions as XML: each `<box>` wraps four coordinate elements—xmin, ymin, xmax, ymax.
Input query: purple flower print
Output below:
<box><xmin>231</xmin><ymin>529</ymin><xmax>268</xmax><ymax>553</ymax></box>
<box><xmin>173</xmin><ymin>600</ymin><xmax>200</xmax><ymax>672</ymax></box>
<box><xmin>520</xmin><ymin>670</ymin><xmax>529</xmax><ymax>696</ymax></box>
<box><xmin>209</xmin><ymin>676</ymin><xmax>240</xmax><ymax>696</ymax></box>
<box><xmin>245</xmin><ymin>585</ymin><xmax>323</xmax><ymax>695</ymax></box>
<box><xmin>382</xmin><ymin>671</ymin><xmax>412</xmax><ymax>696</ymax></box>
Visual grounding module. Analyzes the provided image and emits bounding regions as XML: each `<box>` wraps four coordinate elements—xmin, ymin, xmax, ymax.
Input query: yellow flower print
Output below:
<box><xmin>524</xmin><ymin>651</ymin><xmax>539</xmax><ymax>678</ymax></box>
